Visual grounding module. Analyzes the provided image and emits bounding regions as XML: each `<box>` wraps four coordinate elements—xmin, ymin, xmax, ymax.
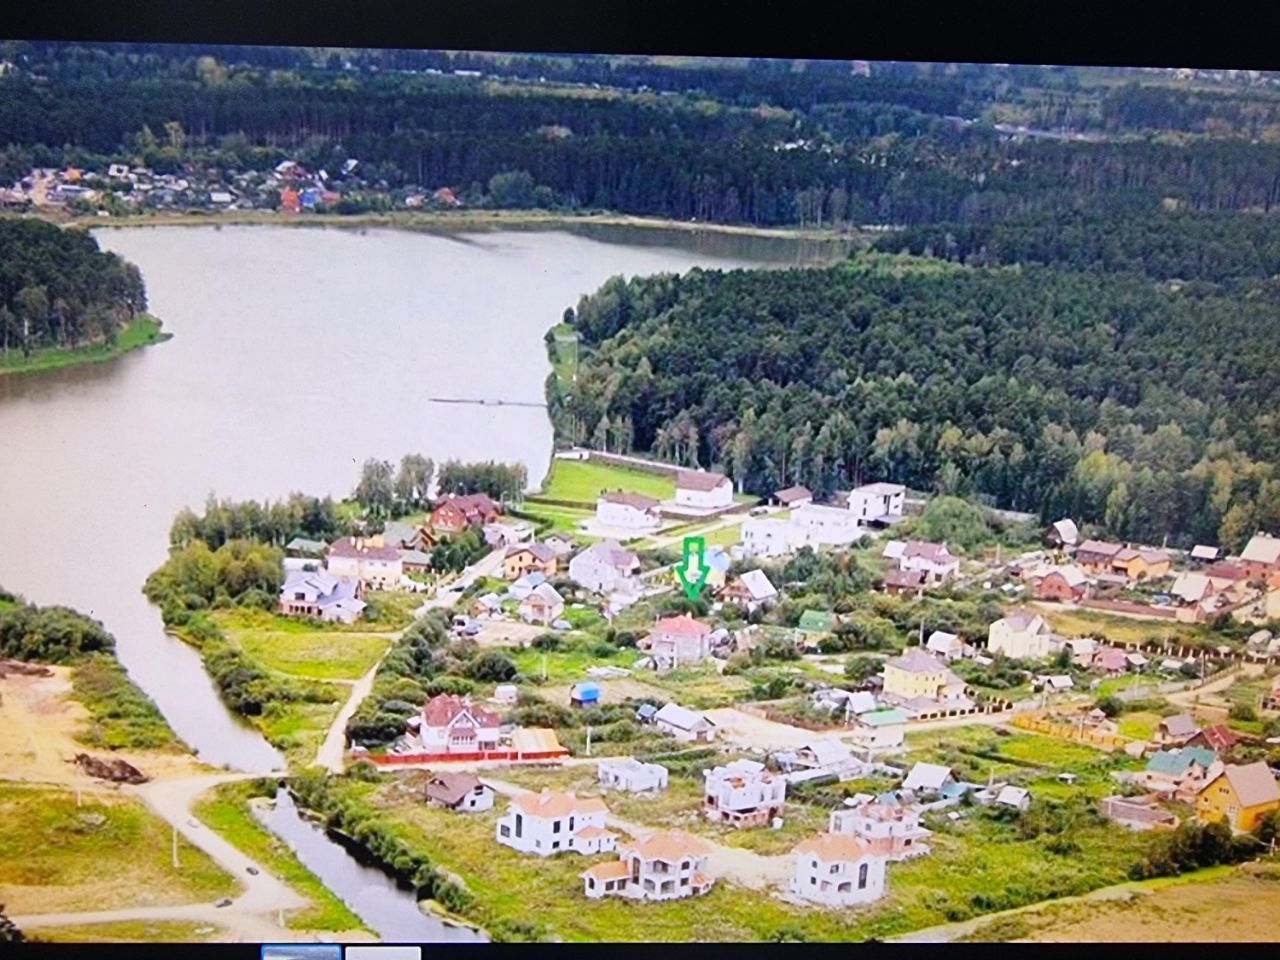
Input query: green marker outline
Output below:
<box><xmin>676</xmin><ymin>535</ymin><xmax>709</xmax><ymax>599</ymax></box>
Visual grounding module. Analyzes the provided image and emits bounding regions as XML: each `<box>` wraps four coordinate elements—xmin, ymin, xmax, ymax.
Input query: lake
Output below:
<box><xmin>0</xmin><ymin>224</ymin><xmax>788</xmax><ymax>769</ymax></box>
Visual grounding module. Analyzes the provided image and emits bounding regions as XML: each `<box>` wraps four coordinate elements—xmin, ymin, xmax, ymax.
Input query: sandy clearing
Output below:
<box><xmin>702</xmin><ymin>707</ymin><xmax>835</xmax><ymax>750</ymax></box>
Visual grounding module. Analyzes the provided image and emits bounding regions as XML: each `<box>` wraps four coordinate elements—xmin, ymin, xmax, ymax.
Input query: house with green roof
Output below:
<box><xmin>850</xmin><ymin>707</ymin><xmax>909</xmax><ymax>750</ymax></box>
<box><xmin>1139</xmin><ymin>746</ymin><xmax>1220</xmax><ymax>800</ymax></box>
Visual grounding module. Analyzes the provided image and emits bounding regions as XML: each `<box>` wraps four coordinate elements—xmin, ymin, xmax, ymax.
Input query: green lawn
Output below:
<box><xmin>1117</xmin><ymin>712</ymin><xmax>1162</xmax><ymax>740</ymax></box>
<box><xmin>0</xmin><ymin>782</ymin><xmax>238</xmax><ymax>915</ymax></box>
<box><xmin>541</xmin><ymin>458</ymin><xmax>675</xmax><ymax>502</ymax></box>
<box><xmin>258</xmin><ymin>697</ymin><xmax>346</xmax><ymax>769</ymax></box>
<box><xmin>193</xmin><ymin>782</ymin><xmax>364</xmax><ymax>932</ymax></box>
<box><xmin>212</xmin><ymin>609</ymin><xmax>394</xmax><ymax>681</ymax></box>
<box><xmin>509</xmin><ymin>641</ymin><xmax>642</xmax><ymax>684</ymax></box>
<box><xmin>70</xmin><ymin>652</ymin><xmax>185</xmax><ymax>751</ymax></box>
<box><xmin>0</xmin><ymin>315</ymin><xmax>167</xmax><ymax>376</ymax></box>
<box><xmin>520</xmin><ymin>503</ymin><xmax>594</xmax><ymax>534</ymax></box>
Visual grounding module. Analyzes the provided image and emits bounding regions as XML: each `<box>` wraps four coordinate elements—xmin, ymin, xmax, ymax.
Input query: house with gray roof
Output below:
<box><xmin>278</xmin><ymin>568</ymin><xmax>366</xmax><ymax>624</ymax></box>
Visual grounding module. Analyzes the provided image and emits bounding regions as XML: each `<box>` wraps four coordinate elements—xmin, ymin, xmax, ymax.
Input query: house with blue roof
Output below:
<box><xmin>1139</xmin><ymin>746</ymin><xmax>1221</xmax><ymax>800</ymax></box>
<box><xmin>570</xmin><ymin>681</ymin><xmax>601</xmax><ymax>708</ymax></box>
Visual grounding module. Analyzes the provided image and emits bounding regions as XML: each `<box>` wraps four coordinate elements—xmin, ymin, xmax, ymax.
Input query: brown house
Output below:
<box><xmin>431</xmin><ymin>493</ymin><xmax>500</xmax><ymax>533</ymax></box>
<box><xmin>1034</xmin><ymin>566</ymin><xmax>1090</xmax><ymax>602</ymax></box>
<box><xmin>503</xmin><ymin>542</ymin><xmax>558</xmax><ymax>580</ymax></box>
<box><xmin>425</xmin><ymin>772</ymin><xmax>495</xmax><ymax>812</ymax></box>
<box><xmin>882</xmin><ymin>568</ymin><xmax>925</xmax><ymax>595</ymax></box>
<box><xmin>1075</xmin><ymin>539</ymin><xmax>1124</xmax><ymax>572</ymax></box>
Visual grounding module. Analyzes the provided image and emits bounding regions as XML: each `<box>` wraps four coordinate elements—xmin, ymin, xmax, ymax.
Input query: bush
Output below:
<box><xmin>1229</xmin><ymin>703</ymin><xmax>1258</xmax><ymax>722</ymax></box>
<box><xmin>465</xmin><ymin>651</ymin><xmax>518</xmax><ymax>682</ymax></box>
<box><xmin>1095</xmin><ymin>694</ymin><xmax>1123</xmax><ymax>717</ymax></box>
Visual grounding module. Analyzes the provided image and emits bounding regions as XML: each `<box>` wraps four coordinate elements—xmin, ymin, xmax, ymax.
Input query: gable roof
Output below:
<box><xmin>422</xmin><ymin>694</ymin><xmax>500</xmax><ymax>729</ymax></box>
<box><xmin>510</xmin><ymin>789</ymin><xmax>608</xmax><ymax>819</ymax></box>
<box><xmin>1191</xmin><ymin>545</ymin><xmax>1220</xmax><ymax>561</ymax></box>
<box><xmin>524</xmin><ymin>582</ymin><xmax>564</xmax><ymax>606</ymax></box>
<box><xmin>507</xmin><ymin>542</ymin><xmax>558</xmax><ymax>563</ymax></box>
<box><xmin>1171</xmin><ymin>572</ymin><xmax>1214</xmax><ymax>604</ymax></box>
<box><xmin>1193</xmin><ymin>724</ymin><xmax>1243</xmax><ymax>752</ymax></box>
<box><xmin>1051</xmin><ymin>518</ymin><xmax>1080</xmax><ymax>545</ymax></box>
<box><xmin>926</xmin><ymin>630</ymin><xmax>961</xmax><ymax>653</ymax></box>
<box><xmin>620</xmin><ymin>828</ymin><xmax>715</xmax><ymax>863</ymax></box>
<box><xmin>1077</xmin><ymin>539</ymin><xmax>1124</xmax><ymax>557</ymax></box>
<box><xmin>773</xmin><ymin>484</ymin><xmax>813</xmax><ymax>504</ymax></box>
<box><xmin>579</xmin><ymin>539</ymin><xmax>639</xmax><ymax>570</ymax></box>
<box><xmin>1242</xmin><ymin>534</ymin><xmax>1280</xmax><ymax>566</ymax></box>
<box><xmin>902</xmin><ymin>762</ymin><xmax>953</xmax><ymax>791</ymax></box>
<box><xmin>883</xmin><ymin>568</ymin><xmax>925</xmax><ymax>588</ymax></box>
<box><xmin>996</xmin><ymin>786</ymin><xmax>1029</xmax><ymax>806</ymax></box>
<box><xmin>1042</xmin><ymin>565</ymin><xmax>1088</xmax><ymax>587</ymax></box>
<box><xmin>1160</xmin><ymin>714</ymin><xmax>1200</xmax><ymax>738</ymax></box>
<box><xmin>328</xmin><ymin>536</ymin><xmax>401</xmax><ymax>562</ymax></box>
<box><xmin>1146</xmin><ymin>746</ymin><xmax>1216</xmax><ymax>775</ymax></box>
<box><xmin>425</xmin><ymin>772</ymin><xmax>485</xmax><ymax>806</ymax></box>
<box><xmin>737</xmin><ymin>569</ymin><xmax>777</xmax><ymax>600</ymax></box>
<box><xmin>653</xmin><ymin>702</ymin><xmax>712</xmax><ymax>731</ymax></box>
<box><xmin>599</xmin><ymin>490</ymin><xmax>660</xmax><ymax>511</ymax></box>
<box><xmin>652</xmin><ymin>614</ymin><xmax>712</xmax><ymax>637</ymax></box>
<box><xmin>903</xmin><ymin>540</ymin><xmax>955</xmax><ymax>563</ymax></box>
<box><xmin>997</xmin><ymin>609</ymin><xmax>1048</xmax><ymax>633</ymax></box>
<box><xmin>675</xmin><ymin>469</ymin><xmax>730</xmax><ymax>492</ymax></box>
<box><xmin>1205</xmin><ymin>762</ymin><xmax>1280</xmax><ymax>807</ymax></box>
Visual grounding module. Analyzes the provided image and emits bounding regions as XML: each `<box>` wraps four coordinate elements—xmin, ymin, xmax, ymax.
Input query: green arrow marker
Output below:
<box><xmin>675</xmin><ymin>535</ymin><xmax>710</xmax><ymax>600</ymax></box>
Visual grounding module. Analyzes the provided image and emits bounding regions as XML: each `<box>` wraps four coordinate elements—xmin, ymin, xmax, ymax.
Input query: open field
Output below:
<box><xmin>193</xmin><ymin>782</ymin><xmax>364</xmax><ymax>932</ymax></box>
<box><xmin>541</xmin><ymin>458</ymin><xmax>676</xmax><ymax>502</ymax></box>
<box><xmin>257</xmin><ymin>698</ymin><xmax>345</xmax><ymax>769</ymax></box>
<box><xmin>214</xmin><ymin>611</ymin><xmax>393</xmax><ymax>682</ymax></box>
<box><xmin>0</xmin><ymin>315</ymin><xmax>168</xmax><ymax>377</ymax></box>
<box><xmin>1036</xmin><ymin>607</ymin><xmax>1203</xmax><ymax>647</ymax></box>
<box><xmin>0</xmin><ymin>781</ymin><xmax>238</xmax><ymax>915</ymax></box>
<box><xmin>509</xmin><ymin>641</ymin><xmax>642</xmax><ymax>684</ymax></box>
<box><xmin>22</xmin><ymin>920</ymin><xmax>224</xmax><ymax>943</ymax></box>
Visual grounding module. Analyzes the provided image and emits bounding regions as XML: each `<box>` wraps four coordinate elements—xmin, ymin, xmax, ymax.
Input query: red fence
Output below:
<box><xmin>365</xmin><ymin>748</ymin><xmax>569</xmax><ymax>766</ymax></box>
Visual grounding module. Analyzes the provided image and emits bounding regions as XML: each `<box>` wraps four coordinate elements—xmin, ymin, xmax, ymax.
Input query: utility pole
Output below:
<box><xmin>172</xmin><ymin>825</ymin><xmax>179</xmax><ymax>869</ymax></box>
<box><xmin>585</xmin><ymin>725</ymin><xmax>593</xmax><ymax>757</ymax></box>
<box><xmin>542</xmin><ymin>652</ymin><xmax>547</xmax><ymax>682</ymax></box>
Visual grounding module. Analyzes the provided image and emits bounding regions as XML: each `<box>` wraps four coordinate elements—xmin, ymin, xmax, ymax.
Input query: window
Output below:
<box><xmin>587</xmin><ymin>877</ymin><xmax>595</xmax><ymax>890</ymax></box>
<box><xmin>514</xmin><ymin>813</ymin><xmax>522</xmax><ymax>838</ymax></box>
<box><xmin>681</xmin><ymin>877</ymin><xmax>689</xmax><ymax>887</ymax></box>
<box><xmin>810</xmin><ymin>876</ymin><xmax>817</xmax><ymax>885</ymax></box>
<box><xmin>829</xmin><ymin>864</ymin><xmax>839</xmax><ymax>875</ymax></box>
<box><xmin>553</xmin><ymin>820</ymin><xmax>561</xmax><ymax>834</ymax></box>
<box><xmin>858</xmin><ymin>863</ymin><xmax>868</xmax><ymax>889</ymax></box>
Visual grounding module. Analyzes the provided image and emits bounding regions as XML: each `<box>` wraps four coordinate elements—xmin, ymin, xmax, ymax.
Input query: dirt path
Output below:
<box><xmin>1166</xmin><ymin>664</ymin><xmax>1255</xmax><ymax>710</ymax></box>
<box><xmin>478</xmin><ymin>775</ymin><xmax>792</xmax><ymax>890</ymax></box>
<box><xmin>315</xmin><ymin>655</ymin><xmax>389</xmax><ymax>774</ymax></box>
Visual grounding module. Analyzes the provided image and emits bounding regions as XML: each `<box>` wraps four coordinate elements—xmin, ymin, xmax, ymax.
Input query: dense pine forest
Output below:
<box><xmin>9</xmin><ymin>43</ymin><xmax>1280</xmax><ymax>225</ymax></box>
<box><xmin>549</xmin><ymin>244</ymin><xmax>1280</xmax><ymax>550</ymax></box>
<box><xmin>0</xmin><ymin>218</ymin><xmax>148</xmax><ymax>356</ymax></box>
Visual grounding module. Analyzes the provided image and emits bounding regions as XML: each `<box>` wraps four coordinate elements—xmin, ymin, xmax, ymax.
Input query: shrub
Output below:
<box><xmin>466</xmin><ymin>651</ymin><xmax>518</xmax><ymax>682</ymax></box>
<box><xmin>1229</xmin><ymin>703</ymin><xmax>1258</xmax><ymax>722</ymax></box>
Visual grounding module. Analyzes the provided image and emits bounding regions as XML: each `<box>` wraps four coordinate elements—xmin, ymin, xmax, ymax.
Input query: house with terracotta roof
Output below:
<box><xmin>495</xmin><ymin>790</ymin><xmax>615</xmax><ymax>856</ymax></box>
<box><xmin>581</xmin><ymin>829</ymin><xmax>715</xmax><ymax>901</ymax></box>
<box><xmin>416</xmin><ymin>694</ymin><xmax>501</xmax><ymax>754</ymax></box>
<box><xmin>703</xmin><ymin>759</ymin><xmax>786</xmax><ymax>828</ymax></box>
<box><xmin>325</xmin><ymin>536</ymin><xmax>403</xmax><ymax>589</ymax></box>
<box><xmin>641</xmin><ymin>614</ymin><xmax>713</xmax><ymax>667</ymax></box>
<box><xmin>595</xmin><ymin>490</ymin><xmax>661</xmax><ymax>530</ymax></box>
<box><xmin>674</xmin><ymin>469</ymin><xmax>733</xmax><ymax>510</ymax></box>
<box><xmin>1188</xmin><ymin>724</ymin><xmax>1244</xmax><ymax>754</ymax></box>
<box><xmin>1034</xmin><ymin>565</ymin><xmax>1090</xmax><ymax>602</ymax></box>
<box><xmin>1196</xmin><ymin>761</ymin><xmax>1280</xmax><ymax>831</ymax></box>
<box><xmin>431</xmin><ymin>492</ymin><xmax>500</xmax><ymax>533</ymax></box>
<box><xmin>790</xmin><ymin>833</ymin><xmax>888</xmax><ymax>906</ymax></box>
<box><xmin>424</xmin><ymin>772</ymin><xmax>494</xmax><ymax>812</ymax></box>
<box><xmin>987</xmin><ymin>610</ymin><xmax>1054</xmax><ymax>660</ymax></box>
<box><xmin>772</xmin><ymin>484</ymin><xmax>813</xmax><ymax>508</ymax></box>
<box><xmin>503</xmin><ymin>542</ymin><xmax>559</xmax><ymax>580</ymax></box>
<box><xmin>829</xmin><ymin>794</ymin><xmax>931</xmax><ymax>860</ymax></box>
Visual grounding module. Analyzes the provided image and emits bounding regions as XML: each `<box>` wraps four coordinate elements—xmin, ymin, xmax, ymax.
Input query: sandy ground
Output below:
<box><xmin>0</xmin><ymin>668</ymin><xmax>203</xmax><ymax>785</ymax></box>
<box><xmin>470</xmin><ymin>619</ymin><xmax>547</xmax><ymax>648</ymax></box>
<box><xmin>702</xmin><ymin>707</ymin><xmax>835</xmax><ymax>750</ymax></box>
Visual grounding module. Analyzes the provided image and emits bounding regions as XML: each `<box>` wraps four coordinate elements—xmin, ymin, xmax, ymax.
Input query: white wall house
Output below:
<box><xmin>790</xmin><ymin>833</ymin><xmax>888</xmax><ymax>907</ymax></box>
<box><xmin>595</xmin><ymin>491</ymin><xmax>661</xmax><ymax>530</ymax></box>
<box><xmin>675</xmin><ymin>469</ymin><xmax>734</xmax><ymax>509</ymax></box>
<box><xmin>581</xmin><ymin>829</ymin><xmax>715</xmax><ymax>901</ymax></box>
<box><xmin>704</xmin><ymin>759</ymin><xmax>786</xmax><ymax>828</ymax></box>
<box><xmin>495</xmin><ymin>790</ymin><xmax>616</xmax><ymax>856</ymax></box>
<box><xmin>652</xmin><ymin>702</ymin><xmax>717</xmax><ymax>742</ymax></box>
<box><xmin>568</xmin><ymin>540</ymin><xmax>642</xmax><ymax>594</ymax></box>
<box><xmin>741</xmin><ymin>518</ymin><xmax>808</xmax><ymax>558</ymax></box>
<box><xmin>598</xmin><ymin>757</ymin><xmax>669</xmax><ymax>793</ymax></box>
<box><xmin>897</xmin><ymin>541</ymin><xmax>960</xmax><ymax>581</ymax></box>
<box><xmin>790</xmin><ymin>502</ymin><xmax>866</xmax><ymax>546</ymax></box>
<box><xmin>417</xmin><ymin>694</ymin><xmax>502</xmax><ymax>754</ymax></box>
<box><xmin>325</xmin><ymin>536</ymin><xmax>404</xmax><ymax>589</ymax></box>
<box><xmin>987</xmin><ymin>611</ymin><xmax>1054</xmax><ymax>660</ymax></box>
<box><xmin>845</xmin><ymin>482</ymin><xmax>906</xmax><ymax>524</ymax></box>
<box><xmin>848</xmin><ymin>708</ymin><xmax>909</xmax><ymax>750</ymax></box>
<box><xmin>829</xmin><ymin>795</ymin><xmax>932</xmax><ymax>860</ymax></box>
<box><xmin>642</xmin><ymin>615</ymin><xmax>713</xmax><ymax>667</ymax></box>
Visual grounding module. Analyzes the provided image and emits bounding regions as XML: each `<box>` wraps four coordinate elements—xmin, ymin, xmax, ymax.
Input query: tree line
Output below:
<box><xmin>551</xmin><ymin>254</ymin><xmax>1280</xmax><ymax>549</ymax></box>
<box><xmin>0</xmin><ymin>219</ymin><xmax>147</xmax><ymax>357</ymax></box>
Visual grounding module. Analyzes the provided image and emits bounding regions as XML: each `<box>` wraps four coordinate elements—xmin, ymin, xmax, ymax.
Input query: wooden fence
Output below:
<box><xmin>1009</xmin><ymin>712</ymin><xmax>1127</xmax><ymax>749</ymax></box>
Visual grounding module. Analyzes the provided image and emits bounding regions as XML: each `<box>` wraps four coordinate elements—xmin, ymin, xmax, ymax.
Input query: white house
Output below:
<box><xmin>790</xmin><ymin>833</ymin><xmax>888</xmax><ymax>906</ymax></box>
<box><xmin>598</xmin><ymin>757</ymin><xmax>669</xmax><ymax>793</ymax></box>
<box><xmin>996</xmin><ymin>786</ymin><xmax>1031</xmax><ymax>811</ymax></box>
<box><xmin>704</xmin><ymin>759</ymin><xmax>786</xmax><ymax>828</ymax></box>
<box><xmin>581</xmin><ymin>829</ymin><xmax>715</xmax><ymax>901</ymax></box>
<box><xmin>567</xmin><ymin>540</ymin><xmax>642</xmax><ymax>594</ymax></box>
<box><xmin>741</xmin><ymin>517</ymin><xmax>808</xmax><ymax>558</ymax></box>
<box><xmin>495</xmin><ymin>790</ymin><xmax>616</xmax><ymax>856</ymax></box>
<box><xmin>829</xmin><ymin>794</ymin><xmax>932</xmax><ymax>859</ymax></box>
<box><xmin>277</xmin><ymin>569</ymin><xmax>366</xmax><ymax>623</ymax></box>
<box><xmin>652</xmin><ymin>702</ymin><xmax>717</xmax><ymax>742</ymax></box>
<box><xmin>902</xmin><ymin>762</ymin><xmax>955</xmax><ymax>795</ymax></box>
<box><xmin>718</xmin><ymin>569</ymin><xmax>778</xmax><ymax>612</ymax></box>
<box><xmin>417</xmin><ymin>694</ymin><xmax>502</xmax><ymax>754</ymax></box>
<box><xmin>519</xmin><ymin>582</ymin><xmax>565</xmax><ymax>625</ymax></box>
<box><xmin>642</xmin><ymin>614</ymin><xmax>713</xmax><ymax>667</ymax></box>
<box><xmin>987</xmin><ymin>610</ymin><xmax>1054</xmax><ymax>660</ymax></box>
<box><xmin>897</xmin><ymin>541</ymin><xmax>961</xmax><ymax>581</ymax></box>
<box><xmin>325</xmin><ymin>536</ymin><xmax>404</xmax><ymax>589</ymax></box>
<box><xmin>595</xmin><ymin>490</ymin><xmax>661</xmax><ymax>530</ymax></box>
<box><xmin>849</xmin><ymin>708</ymin><xmax>909</xmax><ymax>750</ymax></box>
<box><xmin>845</xmin><ymin>482</ymin><xmax>906</xmax><ymax>525</ymax></box>
<box><xmin>925</xmin><ymin>630</ymin><xmax>967</xmax><ymax>661</ymax></box>
<box><xmin>675</xmin><ymin>469</ymin><xmax>733</xmax><ymax>510</ymax></box>
<box><xmin>790</xmin><ymin>502</ymin><xmax>866</xmax><ymax>546</ymax></box>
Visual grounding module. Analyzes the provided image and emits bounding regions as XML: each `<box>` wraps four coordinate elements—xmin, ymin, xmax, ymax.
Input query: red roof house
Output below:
<box><xmin>431</xmin><ymin>492</ymin><xmax>500</xmax><ymax>533</ymax></box>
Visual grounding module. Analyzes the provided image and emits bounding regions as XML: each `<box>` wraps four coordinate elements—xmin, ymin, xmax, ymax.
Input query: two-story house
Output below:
<box><xmin>703</xmin><ymin>759</ymin><xmax>786</xmax><ymax>828</ymax></box>
<box><xmin>1034</xmin><ymin>565</ymin><xmax>1090</xmax><ymax>602</ymax></box>
<box><xmin>790</xmin><ymin>502</ymin><xmax>866</xmax><ymax>546</ymax></box>
<box><xmin>495</xmin><ymin>790</ymin><xmax>616</xmax><ymax>856</ymax></box>
<box><xmin>1075</xmin><ymin>539</ymin><xmax>1125</xmax><ymax>572</ymax></box>
<box><xmin>581</xmin><ymin>829</ymin><xmax>715</xmax><ymax>901</ymax></box>
<box><xmin>790</xmin><ymin>833</ymin><xmax>888</xmax><ymax>907</ymax></box>
<box><xmin>896</xmin><ymin>540</ymin><xmax>960</xmax><ymax>582</ymax></box>
<box><xmin>987</xmin><ymin>610</ymin><xmax>1054</xmax><ymax>660</ymax></box>
<box><xmin>641</xmin><ymin>614</ymin><xmax>713</xmax><ymax>667</ymax></box>
<box><xmin>674</xmin><ymin>469</ymin><xmax>733</xmax><ymax>510</ymax></box>
<box><xmin>881</xmin><ymin>648</ymin><xmax>967</xmax><ymax>704</ymax></box>
<box><xmin>1196</xmin><ymin>761</ymin><xmax>1280</xmax><ymax>832</ymax></box>
<box><xmin>416</xmin><ymin>693</ymin><xmax>501</xmax><ymax>754</ymax></box>
<box><xmin>829</xmin><ymin>794</ymin><xmax>931</xmax><ymax>860</ymax></box>
<box><xmin>1140</xmin><ymin>747</ymin><xmax>1221</xmax><ymax>802</ymax></box>
<box><xmin>845</xmin><ymin>482</ymin><xmax>906</xmax><ymax>525</ymax></box>
<box><xmin>503</xmin><ymin>542</ymin><xmax>558</xmax><ymax>580</ymax></box>
<box><xmin>595</xmin><ymin>490</ymin><xmax>662</xmax><ymax>530</ymax></box>
<box><xmin>431</xmin><ymin>492</ymin><xmax>500</xmax><ymax>534</ymax></box>
<box><xmin>740</xmin><ymin>517</ymin><xmax>809</xmax><ymax>558</ymax></box>
<box><xmin>325</xmin><ymin>537</ymin><xmax>403</xmax><ymax>589</ymax></box>
<box><xmin>567</xmin><ymin>540</ymin><xmax>641</xmax><ymax>595</ymax></box>
<box><xmin>1241</xmin><ymin>533</ymin><xmax>1280</xmax><ymax>585</ymax></box>
<box><xmin>278</xmin><ymin>568</ymin><xmax>366</xmax><ymax>623</ymax></box>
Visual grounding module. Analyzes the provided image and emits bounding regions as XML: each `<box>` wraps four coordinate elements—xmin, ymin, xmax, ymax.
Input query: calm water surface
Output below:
<box><xmin>0</xmin><ymin>225</ymin><xmax>770</xmax><ymax>769</ymax></box>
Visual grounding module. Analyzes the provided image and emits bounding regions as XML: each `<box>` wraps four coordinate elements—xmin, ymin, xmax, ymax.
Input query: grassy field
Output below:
<box><xmin>22</xmin><ymin>920</ymin><xmax>223</xmax><ymax>942</ymax></box>
<box><xmin>1036</xmin><ymin>607</ymin><xmax>1202</xmax><ymax>647</ymax></box>
<box><xmin>258</xmin><ymin>698</ymin><xmax>345</xmax><ymax>769</ymax></box>
<box><xmin>193</xmin><ymin>782</ymin><xmax>364</xmax><ymax>932</ymax></box>
<box><xmin>214</xmin><ymin>610</ymin><xmax>393</xmax><ymax>682</ymax></box>
<box><xmin>509</xmin><ymin>640</ymin><xmax>642</xmax><ymax>684</ymax></box>
<box><xmin>1117</xmin><ymin>712</ymin><xmax>1162</xmax><ymax>740</ymax></box>
<box><xmin>0</xmin><ymin>315</ymin><xmax>167</xmax><ymax>376</ymax></box>
<box><xmin>541</xmin><ymin>458</ymin><xmax>675</xmax><ymax>502</ymax></box>
<box><xmin>0</xmin><ymin>782</ymin><xmax>238</xmax><ymax>914</ymax></box>
<box><xmin>70</xmin><ymin>652</ymin><xmax>185</xmax><ymax>751</ymax></box>
<box><xmin>519</xmin><ymin>503</ymin><xmax>594</xmax><ymax>535</ymax></box>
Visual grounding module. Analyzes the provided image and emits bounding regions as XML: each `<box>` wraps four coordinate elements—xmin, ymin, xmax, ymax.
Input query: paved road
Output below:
<box><xmin>415</xmin><ymin>548</ymin><xmax>506</xmax><ymax>615</ymax></box>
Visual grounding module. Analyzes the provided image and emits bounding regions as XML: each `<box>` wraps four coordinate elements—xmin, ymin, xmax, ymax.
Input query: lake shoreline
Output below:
<box><xmin>0</xmin><ymin>314</ymin><xmax>169</xmax><ymax>378</ymax></box>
